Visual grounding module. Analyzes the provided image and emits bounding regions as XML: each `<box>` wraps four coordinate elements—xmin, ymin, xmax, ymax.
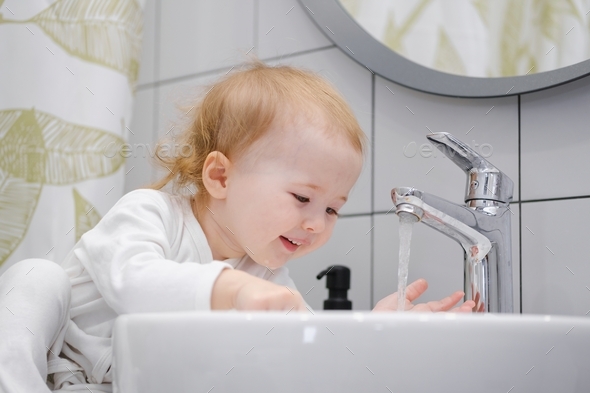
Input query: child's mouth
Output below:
<box><xmin>280</xmin><ymin>236</ymin><xmax>300</xmax><ymax>252</ymax></box>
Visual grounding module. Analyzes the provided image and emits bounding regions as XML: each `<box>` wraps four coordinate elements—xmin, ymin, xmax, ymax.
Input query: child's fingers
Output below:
<box><xmin>449</xmin><ymin>300</ymin><xmax>475</xmax><ymax>313</ymax></box>
<box><xmin>425</xmin><ymin>291</ymin><xmax>464</xmax><ymax>312</ymax></box>
<box><xmin>445</xmin><ymin>291</ymin><xmax>465</xmax><ymax>310</ymax></box>
<box><xmin>371</xmin><ymin>292</ymin><xmax>399</xmax><ymax>312</ymax></box>
<box><xmin>463</xmin><ymin>300</ymin><xmax>476</xmax><ymax>312</ymax></box>
<box><xmin>404</xmin><ymin>279</ymin><xmax>429</xmax><ymax>303</ymax></box>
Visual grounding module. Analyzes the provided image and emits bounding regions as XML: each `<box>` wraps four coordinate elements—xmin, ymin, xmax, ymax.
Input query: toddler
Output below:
<box><xmin>0</xmin><ymin>61</ymin><xmax>474</xmax><ymax>392</ymax></box>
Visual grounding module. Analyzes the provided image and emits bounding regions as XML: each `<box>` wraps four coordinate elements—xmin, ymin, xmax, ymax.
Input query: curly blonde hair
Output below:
<box><xmin>148</xmin><ymin>59</ymin><xmax>367</xmax><ymax>215</ymax></box>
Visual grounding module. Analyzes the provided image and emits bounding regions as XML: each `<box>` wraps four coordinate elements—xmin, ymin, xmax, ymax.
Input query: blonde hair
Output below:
<box><xmin>149</xmin><ymin>60</ymin><xmax>367</xmax><ymax>214</ymax></box>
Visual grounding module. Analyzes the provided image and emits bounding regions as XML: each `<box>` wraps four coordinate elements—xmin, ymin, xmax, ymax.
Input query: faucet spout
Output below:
<box><xmin>393</xmin><ymin>188</ymin><xmax>491</xmax><ymax>262</ymax></box>
<box><xmin>392</xmin><ymin>187</ymin><xmax>495</xmax><ymax>312</ymax></box>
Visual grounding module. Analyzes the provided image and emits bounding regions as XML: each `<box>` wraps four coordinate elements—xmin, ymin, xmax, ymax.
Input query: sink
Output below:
<box><xmin>112</xmin><ymin>312</ymin><xmax>590</xmax><ymax>392</ymax></box>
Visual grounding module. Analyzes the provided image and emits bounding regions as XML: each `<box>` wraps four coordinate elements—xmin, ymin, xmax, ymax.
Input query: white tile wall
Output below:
<box><xmin>286</xmin><ymin>216</ymin><xmax>372</xmax><ymax>311</ymax></box>
<box><xmin>159</xmin><ymin>0</ymin><xmax>255</xmax><ymax>81</ymax></box>
<box><xmin>257</xmin><ymin>0</ymin><xmax>332</xmax><ymax>59</ymax></box>
<box><xmin>137</xmin><ymin>0</ymin><xmax>157</xmax><ymax>86</ymax></box>
<box><xmin>374</xmin><ymin>76</ymin><xmax>520</xmax><ymax>212</ymax></box>
<box><xmin>521</xmin><ymin>198</ymin><xmax>590</xmax><ymax>316</ymax></box>
<box><xmin>124</xmin><ymin>88</ymin><xmax>156</xmax><ymax>193</ymax></box>
<box><xmin>268</xmin><ymin>47</ymin><xmax>373</xmax><ymax>215</ymax></box>
<box><xmin>521</xmin><ymin>76</ymin><xmax>590</xmax><ymax>200</ymax></box>
<box><xmin>373</xmin><ymin>204</ymin><xmax>521</xmax><ymax>312</ymax></box>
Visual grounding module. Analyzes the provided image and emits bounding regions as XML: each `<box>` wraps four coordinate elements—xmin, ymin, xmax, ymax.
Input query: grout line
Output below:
<box><xmin>151</xmin><ymin>0</ymin><xmax>161</xmax><ymax>183</ymax></box>
<box><xmin>338</xmin><ymin>212</ymin><xmax>373</xmax><ymax>219</ymax></box>
<box><xmin>370</xmin><ymin>212</ymin><xmax>375</xmax><ymax>308</ymax></box>
<box><xmin>261</xmin><ymin>44</ymin><xmax>335</xmax><ymax>65</ymax></box>
<box><xmin>519</xmin><ymin>194</ymin><xmax>590</xmax><ymax>203</ymax></box>
<box><xmin>154</xmin><ymin>0</ymin><xmax>161</xmax><ymax>86</ymax></box>
<box><xmin>518</xmin><ymin>94</ymin><xmax>523</xmax><ymax>314</ymax></box>
<box><xmin>370</xmin><ymin>72</ymin><xmax>376</xmax><ymax>308</ymax></box>
<box><xmin>253</xmin><ymin>0</ymin><xmax>259</xmax><ymax>56</ymax></box>
<box><xmin>135</xmin><ymin>44</ymin><xmax>337</xmax><ymax>91</ymax></box>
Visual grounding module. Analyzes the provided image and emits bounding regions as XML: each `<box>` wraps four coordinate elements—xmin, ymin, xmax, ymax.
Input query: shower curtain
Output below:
<box><xmin>0</xmin><ymin>0</ymin><xmax>144</xmax><ymax>274</ymax></box>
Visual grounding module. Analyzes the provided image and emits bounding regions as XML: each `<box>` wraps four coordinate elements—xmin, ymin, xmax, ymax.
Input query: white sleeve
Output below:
<box><xmin>72</xmin><ymin>190</ymin><xmax>232</xmax><ymax>314</ymax></box>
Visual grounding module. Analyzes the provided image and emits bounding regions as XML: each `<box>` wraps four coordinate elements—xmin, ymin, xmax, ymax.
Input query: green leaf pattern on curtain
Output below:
<box><xmin>535</xmin><ymin>0</ymin><xmax>582</xmax><ymax>42</ymax></box>
<box><xmin>0</xmin><ymin>109</ymin><xmax>125</xmax><ymax>265</ymax></box>
<box><xmin>382</xmin><ymin>0</ymin><xmax>433</xmax><ymax>58</ymax></box>
<box><xmin>433</xmin><ymin>28</ymin><xmax>467</xmax><ymax>75</ymax></box>
<box><xmin>0</xmin><ymin>175</ymin><xmax>43</xmax><ymax>264</ymax></box>
<box><xmin>0</xmin><ymin>0</ymin><xmax>143</xmax><ymax>87</ymax></box>
<box><xmin>0</xmin><ymin>0</ymin><xmax>142</xmax><ymax>270</ymax></box>
<box><xmin>499</xmin><ymin>0</ymin><xmax>528</xmax><ymax>77</ymax></box>
<box><xmin>0</xmin><ymin>109</ymin><xmax>126</xmax><ymax>184</ymax></box>
<box><xmin>73</xmin><ymin>188</ymin><xmax>103</xmax><ymax>243</ymax></box>
<box><xmin>471</xmin><ymin>0</ymin><xmax>490</xmax><ymax>28</ymax></box>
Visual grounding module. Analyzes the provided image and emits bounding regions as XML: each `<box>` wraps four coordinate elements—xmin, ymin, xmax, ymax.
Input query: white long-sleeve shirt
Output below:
<box><xmin>53</xmin><ymin>189</ymin><xmax>299</xmax><ymax>388</ymax></box>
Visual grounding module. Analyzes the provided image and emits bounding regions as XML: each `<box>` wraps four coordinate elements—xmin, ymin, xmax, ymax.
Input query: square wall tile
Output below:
<box><xmin>268</xmin><ymin>47</ymin><xmax>373</xmax><ymax>215</ymax></box>
<box><xmin>257</xmin><ymin>0</ymin><xmax>332</xmax><ymax>60</ymax></box>
<box><xmin>521</xmin><ymin>76</ymin><xmax>590</xmax><ymax>200</ymax></box>
<box><xmin>137</xmin><ymin>0</ymin><xmax>157</xmax><ymax>86</ymax></box>
<box><xmin>287</xmin><ymin>216</ymin><xmax>372</xmax><ymax>311</ymax></box>
<box><xmin>521</xmin><ymin>198</ymin><xmax>590</xmax><ymax>316</ymax></box>
<box><xmin>125</xmin><ymin>87</ymin><xmax>156</xmax><ymax>193</ymax></box>
<box><xmin>159</xmin><ymin>0</ymin><xmax>254</xmax><ymax>81</ymax></box>
<box><xmin>374</xmin><ymin>76</ymin><xmax>519</xmax><ymax>213</ymax></box>
<box><xmin>374</xmin><ymin>203</ymin><xmax>521</xmax><ymax>313</ymax></box>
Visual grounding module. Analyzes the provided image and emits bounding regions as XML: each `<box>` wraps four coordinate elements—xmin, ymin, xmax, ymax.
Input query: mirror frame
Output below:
<box><xmin>298</xmin><ymin>0</ymin><xmax>590</xmax><ymax>98</ymax></box>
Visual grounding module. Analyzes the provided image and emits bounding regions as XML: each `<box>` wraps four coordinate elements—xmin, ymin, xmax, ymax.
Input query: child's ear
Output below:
<box><xmin>202</xmin><ymin>151</ymin><xmax>232</xmax><ymax>200</ymax></box>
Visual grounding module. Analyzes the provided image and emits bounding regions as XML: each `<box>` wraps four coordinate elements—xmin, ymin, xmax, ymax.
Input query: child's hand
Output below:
<box><xmin>372</xmin><ymin>278</ymin><xmax>475</xmax><ymax>313</ymax></box>
<box><xmin>212</xmin><ymin>269</ymin><xmax>307</xmax><ymax>311</ymax></box>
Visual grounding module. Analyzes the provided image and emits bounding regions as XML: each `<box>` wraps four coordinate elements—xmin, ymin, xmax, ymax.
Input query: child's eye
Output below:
<box><xmin>326</xmin><ymin>207</ymin><xmax>339</xmax><ymax>217</ymax></box>
<box><xmin>293</xmin><ymin>194</ymin><xmax>309</xmax><ymax>203</ymax></box>
<box><xmin>293</xmin><ymin>194</ymin><xmax>339</xmax><ymax>217</ymax></box>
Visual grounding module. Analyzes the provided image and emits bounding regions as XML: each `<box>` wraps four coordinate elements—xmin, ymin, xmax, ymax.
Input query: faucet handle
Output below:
<box><xmin>427</xmin><ymin>132</ymin><xmax>513</xmax><ymax>204</ymax></box>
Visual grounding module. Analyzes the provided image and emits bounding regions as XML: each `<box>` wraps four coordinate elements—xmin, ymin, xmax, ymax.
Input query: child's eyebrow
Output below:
<box><xmin>296</xmin><ymin>183</ymin><xmax>348</xmax><ymax>202</ymax></box>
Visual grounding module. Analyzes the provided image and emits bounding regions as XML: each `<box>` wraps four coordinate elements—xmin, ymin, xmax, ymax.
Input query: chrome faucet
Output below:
<box><xmin>392</xmin><ymin>132</ymin><xmax>514</xmax><ymax>313</ymax></box>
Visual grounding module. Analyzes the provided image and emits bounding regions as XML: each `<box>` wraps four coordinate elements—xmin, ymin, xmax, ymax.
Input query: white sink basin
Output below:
<box><xmin>112</xmin><ymin>312</ymin><xmax>590</xmax><ymax>392</ymax></box>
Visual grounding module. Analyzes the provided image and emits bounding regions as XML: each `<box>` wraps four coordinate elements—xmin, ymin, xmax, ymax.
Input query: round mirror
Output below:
<box><xmin>299</xmin><ymin>0</ymin><xmax>590</xmax><ymax>97</ymax></box>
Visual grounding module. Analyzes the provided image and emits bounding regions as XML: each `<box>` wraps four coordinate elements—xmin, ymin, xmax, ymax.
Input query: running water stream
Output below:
<box><xmin>397</xmin><ymin>212</ymin><xmax>418</xmax><ymax>312</ymax></box>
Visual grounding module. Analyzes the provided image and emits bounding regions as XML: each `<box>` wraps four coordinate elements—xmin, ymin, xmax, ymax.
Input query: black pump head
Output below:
<box><xmin>317</xmin><ymin>265</ymin><xmax>352</xmax><ymax>310</ymax></box>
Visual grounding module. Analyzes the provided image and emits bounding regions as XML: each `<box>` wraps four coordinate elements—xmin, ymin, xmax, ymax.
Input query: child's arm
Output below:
<box><xmin>211</xmin><ymin>269</ymin><xmax>307</xmax><ymax>311</ymax></box>
<box><xmin>372</xmin><ymin>279</ymin><xmax>475</xmax><ymax>313</ymax></box>
<box><xmin>72</xmin><ymin>190</ymin><xmax>235</xmax><ymax>314</ymax></box>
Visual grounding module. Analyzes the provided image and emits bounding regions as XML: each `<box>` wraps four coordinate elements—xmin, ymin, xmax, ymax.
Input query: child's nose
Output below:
<box><xmin>302</xmin><ymin>212</ymin><xmax>326</xmax><ymax>233</ymax></box>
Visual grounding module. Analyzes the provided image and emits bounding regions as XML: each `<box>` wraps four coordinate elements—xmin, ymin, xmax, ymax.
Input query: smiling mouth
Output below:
<box><xmin>280</xmin><ymin>236</ymin><xmax>301</xmax><ymax>252</ymax></box>
<box><xmin>281</xmin><ymin>236</ymin><xmax>302</xmax><ymax>246</ymax></box>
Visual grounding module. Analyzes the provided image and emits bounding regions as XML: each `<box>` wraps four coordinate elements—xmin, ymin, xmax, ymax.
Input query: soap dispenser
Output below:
<box><xmin>316</xmin><ymin>265</ymin><xmax>352</xmax><ymax>310</ymax></box>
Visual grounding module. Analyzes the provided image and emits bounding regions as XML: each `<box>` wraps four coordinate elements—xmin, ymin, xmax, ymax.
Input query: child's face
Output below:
<box><xmin>219</xmin><ymin>113</ymin><xmax>363</xmax><ymax>269</ymax></box>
